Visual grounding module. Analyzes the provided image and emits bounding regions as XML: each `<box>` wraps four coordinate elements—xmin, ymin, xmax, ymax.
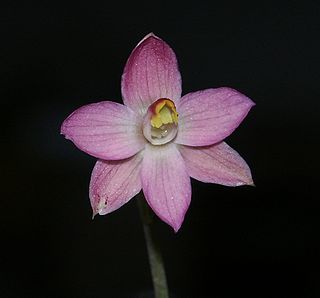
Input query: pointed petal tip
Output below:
<box><xmin>173</xmin><ymin>224</ymin><xmax>181</xmax><ymax>233</ymax></box>
<box><xmin>248</xmin><ymin>100</ymin><xmax>256</xmax><ymax>110</ymax></box>
<box><xmin>137</xmin><ymin>32</ymin><xmax>161</xmax><ymax>45</ymax></box>
<box><xmin>60</xmin><ymin>130</ymin><xmax>69</xmax><ymax>139</ymax></box>
<box><xmin>60</xmin><ymin>120</ymin><xmax>72</xmax><ymax>139</ymax></box>
<box><xmin>59</xmin><ymin>125</ymin><xmax>72</xmax><ymax>140</ymax></box>
<box><xmin>156</xmin><ymin>211</ymin><xmax>185</xmax><ymax>233</ymax></box>
<box><xmin>235</xmin><ymin>177</ymin><xmax>255</xmax><ymax>187</ymax></box>
<box><xmin>221</xmin><ymin>87</ymin><xmax>256</xmax><ymax>110</ymax></box>
<box><xmin>91</xmin><ymin>208</ymin><xmax>100</xmax><ymax>220</ymax></box>
<box><xmin>60</xmin><ymin>125</ymin><xmax>69</xmax><ymax>139</ymax></box>
<box><xmin>149</xmin><ymin>32</ymin><xmax>162</xmax><ymax>40</ymax></box>
<box><xmin>148</xmin><ymin>202</ymin><xmax>185</xmax><ymax>233</ymax></box>
<box><xmin>60</xmin><ymin>121</ymin><xmax>66</xmax><ymax>135</ymax></box>
<box><xmin>244</xmin><ymin>176</ymin><xmax>255</xmax><ymax>187</ymax></box>
<box><xmin>238</xmin><ymin>174</ymin><xmax>255</xmax><ymax>187</ymax></box>
<box><xmin>171</xmin><ymin>215</ymin><xmax>186</xmax><ymax>233</ymax></box>
<box><xmin>163</xmin><ymin>215</ymin><xmax>183</xmax><ymax>233</ymax></box>
<box><xmin>146</xmin><ymin>32</ymin><xmax>157</xmax><ymax>38</ymax></box>
<box><xmin>156</xmin><ymin>213</ymin><xmax>183</xmax><ymax>233</ymax></box>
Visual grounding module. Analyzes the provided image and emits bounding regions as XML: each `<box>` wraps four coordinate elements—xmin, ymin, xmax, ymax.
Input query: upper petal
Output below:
<box><xmin>175</xmin><ymin>88</ymin><xmax>255</xmax><ymax>146</ymax></box>
<box><xmin>90</xmin><ymin>152</ymin><xmax>143</xmax><ymax>216</ymax></box>
<box><xmin>61</xmin><ymin>101</ymin><xmax>146</xmax><ymax>160</ymax></box>
<box><xmin>121</xmin><ymin>33</ymin><xmax>182</xmax><ymax>114</ymax></box>
<box><xmin>179</xmin><ymin>142</ymin><xmax>254</xmax><ymax>186</ymax></box>
<box><xmin>141</xmin><ymin>143</ymin><xmax>191</xmax><ymax>232</ymax></box>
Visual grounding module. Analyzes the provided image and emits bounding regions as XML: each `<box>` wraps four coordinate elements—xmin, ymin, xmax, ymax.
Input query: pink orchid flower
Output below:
<box><xmin>61</xmin><ymin>33</ymin><xmax>255</xmax><ymax>232</ymax></box>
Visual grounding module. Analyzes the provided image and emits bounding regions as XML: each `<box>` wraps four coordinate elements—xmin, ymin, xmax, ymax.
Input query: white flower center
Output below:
<box><xmin>143</xmin><ymin>98</ymin><xmax>178</xmax><ymax>146</ymax></box>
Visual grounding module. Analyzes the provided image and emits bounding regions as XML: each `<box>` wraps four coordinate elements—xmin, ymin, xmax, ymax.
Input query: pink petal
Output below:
<box><xmin>179</xmin><ymin>142</ymin><xmax>254</xmax><ymax>186</ymax></box>
<box><xmin>175</xmin><ymin>88</ymin><xmax>255</xmax><ymax>146</ymax></box>
<box><xmin>61</xmin><ymin>101</ymin><xmax>146</xmax><ymax>160</ymax></box>
<box><xmin>141</xmin><ymin>143</ymin><xmax>191</xmax><ymax>232</ymax></box>
<box><xmin>90</xmin><ymin>153</ymin><xmax>143</xmax><ymax>216</ymax></box>
<box><xmin>121</xmin><ymin>33</ymin><xmax>182</xmax><ymax>114</ymax></box>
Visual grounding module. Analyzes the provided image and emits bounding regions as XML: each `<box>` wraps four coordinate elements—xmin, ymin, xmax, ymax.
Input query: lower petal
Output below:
<box><xmin>90</xmin><ymin>153</ymin><xmax>143</xmax><ymax>216</ymax></box>
<box><xmin>141</xmin><ymin>143</ymin><xmax>191</xmax><ymax>232</ymax></box>
<box><xmin>179</xmin><ymin>142</ymin><xmax>254</xmax><ymax>186</ymax></box>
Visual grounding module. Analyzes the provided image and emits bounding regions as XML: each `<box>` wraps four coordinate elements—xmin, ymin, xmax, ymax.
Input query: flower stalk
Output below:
<box><xmin>137</xmin><ymin>195</ymin><xmax>169</xmax><ymax>298</ymax></box>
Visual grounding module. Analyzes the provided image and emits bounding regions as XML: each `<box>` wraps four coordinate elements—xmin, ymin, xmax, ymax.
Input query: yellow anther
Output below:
<box><xmin>150</xmin><ymin>99</ymin><xmax>178</xmax><ymax>129</ymax></box>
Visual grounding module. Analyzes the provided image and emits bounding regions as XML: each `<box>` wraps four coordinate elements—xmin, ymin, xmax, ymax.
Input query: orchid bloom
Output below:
<box><xmin>61</xmin><ymin>33</ymin><xmax>255</xmax><ymax>232</ymax></box>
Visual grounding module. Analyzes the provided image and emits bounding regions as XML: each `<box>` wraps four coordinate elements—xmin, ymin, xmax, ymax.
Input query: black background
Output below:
<box><xmin>1</xmin><ymin>1</ymin><xmax>319</xmax><ymax>297</ymax></box>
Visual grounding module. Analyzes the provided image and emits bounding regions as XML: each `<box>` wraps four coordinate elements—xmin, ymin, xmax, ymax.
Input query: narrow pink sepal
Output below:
<box><xmin>121</xmin><ymin>33</ymin><xmax>182</xmax><ymax>114</ymax></box>
<box><xmin>61</xmin><ymin>101</ymin><xmax>146</xmax><ymax>160</ymax></box>
<box><xmin>179</xmin><ymin>142</ymin><xmax>254</xmax><ymax>186</ymax></box>
<box><xmin>90</xmin><ymin>153</ymin><xmax>143</xmax><ymax>217</ymax></box>
<box><xmin>175</xmin><ymin>88</ymin><xmax>255</xmax><ymax>146</ymax></box>
<box><xmin>141</xmin><ymin>143</ymin><xmax>191</xmax><ymax>232</ymax></box>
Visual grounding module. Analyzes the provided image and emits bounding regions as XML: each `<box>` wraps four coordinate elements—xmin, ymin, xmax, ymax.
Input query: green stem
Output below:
<box><xmin>137</xmin><ymin>195</ymin><xmax>169</xmax><ymax>298</ymax></box>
